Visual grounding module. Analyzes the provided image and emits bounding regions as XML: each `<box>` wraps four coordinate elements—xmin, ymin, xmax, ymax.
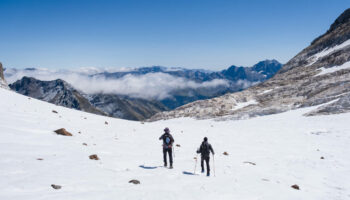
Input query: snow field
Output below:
<box><xmin>0</xmin><ymin>88</ymin><xmax>350</xmax><ymax>200</ymax></box>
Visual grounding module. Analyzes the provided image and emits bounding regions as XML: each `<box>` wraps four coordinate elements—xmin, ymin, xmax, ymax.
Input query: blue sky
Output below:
<box><xmin>0</xmin><ymin>0</ymin><xmax>349</xmax><ymax>70</ymax></box>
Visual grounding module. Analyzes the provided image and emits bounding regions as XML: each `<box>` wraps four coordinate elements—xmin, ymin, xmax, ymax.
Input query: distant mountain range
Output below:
<box><xmin>96</xmin><ymin>59</ymin><xmax>281</xmax><ymax>82</ymax></box>
<box><xmin>7</xmin><ymin>59</ymin><xmax>282</xmax><ymax>120</ymax></box>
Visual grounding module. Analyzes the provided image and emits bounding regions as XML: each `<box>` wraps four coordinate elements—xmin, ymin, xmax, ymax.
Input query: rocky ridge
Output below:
<box><xmin>150</xmin><ymin>8</ymin><xmax>350</xmax><ymax>121</ymax></box>
<box><xmin>0</xmin><ymin>63</ymin><xmax>9</xmax><ymax>89</ymax></box>
<box><xmin>10</xmin><ymin>77</ymin><xmax>106</xmax><ymax>116</ymax></box>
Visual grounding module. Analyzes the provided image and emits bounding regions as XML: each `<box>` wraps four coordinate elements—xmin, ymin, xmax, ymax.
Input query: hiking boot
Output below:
<box><xmin>201</xmin><ymin>169</ymin><xmax>204</xmax><ymax>173</ymax></box>
<box><xmin>164</xmin><ymin>163</ymin><xmax>167</xmax><ymax>167</ymax></box>
<box><xmin>169</xmin><ymin>166</ymin><xmax>173</xmax><ymax>169</ymax></box>
<box><xmin>207</xmin><ymin>172</ymin><xmax>210</xmax><ymax>177</ymax></box>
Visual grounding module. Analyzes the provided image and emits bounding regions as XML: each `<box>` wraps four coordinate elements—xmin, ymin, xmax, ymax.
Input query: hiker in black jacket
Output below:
<box><xmin>197</xmin><ymin>137</ymin><xmax>214</xmax><ymax>176</ymax></box>
<box><xmin>159</xmin><ymin>127</ymin><xmax>174</xmax><ymax>168</ymax></box>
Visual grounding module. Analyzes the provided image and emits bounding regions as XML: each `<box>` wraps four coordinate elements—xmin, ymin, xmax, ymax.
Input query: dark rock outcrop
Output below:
<box><xmin>10</xmin><ymin>77</ymin><xmax>106</xmax><ymax>116</ymax></box>
<box><xmin>0</xmin><ymin>62</ymin><xmax>9</xmax><ymax>89</ymax></box>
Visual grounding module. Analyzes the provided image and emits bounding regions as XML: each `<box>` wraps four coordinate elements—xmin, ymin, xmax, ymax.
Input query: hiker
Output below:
<box><xmin>159</xmin><ymin>127</ymin><xmax>174</xmax><ymax>168</ymax></box>
<box><xmin>196</xmin><ymin>137</ymin><xmax>214</xmax><ymax>176</ymax></box>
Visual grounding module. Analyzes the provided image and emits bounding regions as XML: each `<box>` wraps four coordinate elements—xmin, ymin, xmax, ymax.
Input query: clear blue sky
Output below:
<box><xmin>0</xmin><ymin>0</ymin><xmax>349</xmax><ymax>70</ymax></box>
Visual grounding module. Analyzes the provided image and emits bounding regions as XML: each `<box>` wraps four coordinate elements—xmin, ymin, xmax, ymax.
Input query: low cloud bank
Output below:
<box><xmin>5</xmin><ymin>68</ymin><xmax>229</xmax><ymax>100</ymax></box>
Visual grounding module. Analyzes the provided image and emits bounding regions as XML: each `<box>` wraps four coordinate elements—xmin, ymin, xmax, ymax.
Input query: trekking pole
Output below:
<box><xmin>173</xmin><ymin>146</ymin><xmax>175</xmax><ymax>159</ymax></box>
<box><xmin>194</xmin><ymin>154</ymin><xmax>198</xmax><ymax>174</ymax></box>
<box><xmin>213</xmin><ymin>154</ymin><xmax>216</xmax><ymax>177</ymax></box>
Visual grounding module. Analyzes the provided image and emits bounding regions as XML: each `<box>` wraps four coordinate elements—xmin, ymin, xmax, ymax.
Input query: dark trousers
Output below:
<box><xmin>163</xmin><ymin>148</ymin><xmax>173</xmax><ymax>166</ymax></box>
<box><xmin>201</xmin><ymin>156</ymin><xmax>210</xmax><ymax>174</ymax></box>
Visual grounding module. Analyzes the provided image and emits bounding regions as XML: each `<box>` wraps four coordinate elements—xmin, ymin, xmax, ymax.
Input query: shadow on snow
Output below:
<box><xmin>139</xmin><ymin>165</ymin><xmax>160</xmax><ymax>169</ymax></box>
<box><xmin>182</xmin><ymin>171</ymin><xmax>198</xmax><ymax>175</ymax></box>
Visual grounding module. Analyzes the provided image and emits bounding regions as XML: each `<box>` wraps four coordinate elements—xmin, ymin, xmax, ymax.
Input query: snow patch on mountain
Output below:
<box><xmin>232</xmin><ymin>100</ymin><xmax>258</xmax><ymax>111</ymax></box>
<box><xmin>306</xmin><ymin>39</ymin><xmax>350</xmax><ymax>66</ymax></box>
<box><xmin>316</xmin><ymin>61</ymin><xmax>350</xmax><ymax>76</ymax></box>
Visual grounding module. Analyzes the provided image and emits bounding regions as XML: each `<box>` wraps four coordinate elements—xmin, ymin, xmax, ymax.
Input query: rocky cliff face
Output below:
<box><xmin>0</xmin><ymin>62</ymin><xmax>9</xmax><ymax>89</ymax></box>
<box><xmin>150</xmin><ymin>8</ymin><xmax>350</xmax><ymax>121</ymax></box>
<box><xmin>89</xmin><ymin>94</ymin><xmax>169</xmax><ymax>121</ymax></box>
<box><xmin>10</xmin><ymin>77</ymin><xmax>107</xmax><ymax>116</ymax></box>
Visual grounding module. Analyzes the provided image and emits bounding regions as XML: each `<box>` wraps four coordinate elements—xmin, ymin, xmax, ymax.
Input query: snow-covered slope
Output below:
<box><xmin>1</xmin><ymin>88</ymin><xmax>349</xmax><ymax>200</ymax></box>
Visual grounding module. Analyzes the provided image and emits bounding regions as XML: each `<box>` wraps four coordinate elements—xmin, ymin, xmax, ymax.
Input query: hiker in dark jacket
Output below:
<box><xmin>159</xmin><ymin>127</ymin><xmax>174</xmax><ymax>168</ymax></box>
<box><xmin>196</xmin><ymin>137</ymin><xmax>214</xmax><ymax>176</ymax></box>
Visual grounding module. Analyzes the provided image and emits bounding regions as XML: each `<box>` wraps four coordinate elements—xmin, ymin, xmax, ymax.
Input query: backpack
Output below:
<box><xmin>201</xmin><ymin>142</ymin><xmax>210</xmax><ymax>155</ymax></box>
<box><xmin>165</xmin><ymin>135</ymin><xmax>171</xmax><ymax>145</ymax></box>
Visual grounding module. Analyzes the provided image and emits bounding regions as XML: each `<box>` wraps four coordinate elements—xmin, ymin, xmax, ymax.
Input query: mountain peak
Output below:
<box><xmin>328</xmin><ymin>8</ymin><xmax>350</xmax><ymax>33</ymax></box>
<box><xmin>311</xmin><ymin>8</ymin><xmax>350</xmax><ymax>45</ymax></box>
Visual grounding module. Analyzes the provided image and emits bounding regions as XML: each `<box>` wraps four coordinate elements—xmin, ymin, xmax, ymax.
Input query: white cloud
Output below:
<box><xmin>5</xmin><ymin>68</ymin><xmax>229</xmax><ymax>100</ymax></box>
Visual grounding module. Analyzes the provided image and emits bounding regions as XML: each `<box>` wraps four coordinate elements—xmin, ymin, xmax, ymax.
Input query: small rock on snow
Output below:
<box><xmin>89</xmin><ymin>154</ymin><xmax>99</xmax><ymax>160</ymax></box>
<box><xmin>51</xmin><ymin>184</ymin><xmax>62</xmax><ymax>190</ymax></box>
<box><xmin>243</xmin><ymin>161</ymin><xmax>256</xmax><ymax>165</ymax></box>
<box><xmin>54</xmin><ymin>128</ymin><xmax>73</xmax><ymax>136</ymax></box>
<box><xmin>223</xmin><ymin>152</ymin><xmax>229</xmax><ymax>156</ymax></box>
<box><xmin>291</xmin><ymin>184</ymin><xmax>300</xmax><ymax>190</ymax></box>
<box><xmin>129</xmin><ymin>179</ymin><xmax>140</xmax><ymax>184</ymax></box>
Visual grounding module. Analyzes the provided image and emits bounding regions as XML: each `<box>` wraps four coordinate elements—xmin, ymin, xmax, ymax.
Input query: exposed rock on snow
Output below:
<box><xmin>54</xmin><ymin>128</ymin><xmax>73</xmax><ymax>136</ymax></box>
<box><xmin>243</xmin><ymin>161</ymin><xmax>256</xmax><ymax>165</ymax></box>
<box><xmin>223</xmin><ymin>152</ymin><xmax>229</xmax><ymax>156</ymax></box>
<box><xmin>291</xmin><ymin>184</ymin><xmax>300</xmax><ymax>190</ymax></box>
<box><xmin>150</xmin><ymin>8</ymin><xmax>350</xmax><ymax>121</ymax></box>
<box><xmin>89</xmin><ymin>154</ymin><xmax>99</xmax><ymax>160</ymax></box>
<box><xmin>51</xmin><ymin>184</ymin><xmax>62</xmax><ymax>190</ymax></box>
<box><xmin>129</xmin><ymin>179</ymin><xmax>140</xmax><ymax>184</ymax></box>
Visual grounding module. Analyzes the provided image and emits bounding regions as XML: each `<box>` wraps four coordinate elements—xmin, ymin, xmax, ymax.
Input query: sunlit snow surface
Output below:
<box><xmin>0</xmin><ymin>88</ymin><xmax>350</xmax><ymax>200</ymax></box>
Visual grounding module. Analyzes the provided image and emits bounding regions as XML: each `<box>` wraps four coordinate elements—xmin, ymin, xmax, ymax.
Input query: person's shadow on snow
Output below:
<box><xmin>182</xmin><ymin>171</ymin><xmax>198</xmax><ymax>175</ymax></box>
<box><xmin>139</xmin><ymin>165</ymin><xmax>160</xmax><ymax>169</ymax></box>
